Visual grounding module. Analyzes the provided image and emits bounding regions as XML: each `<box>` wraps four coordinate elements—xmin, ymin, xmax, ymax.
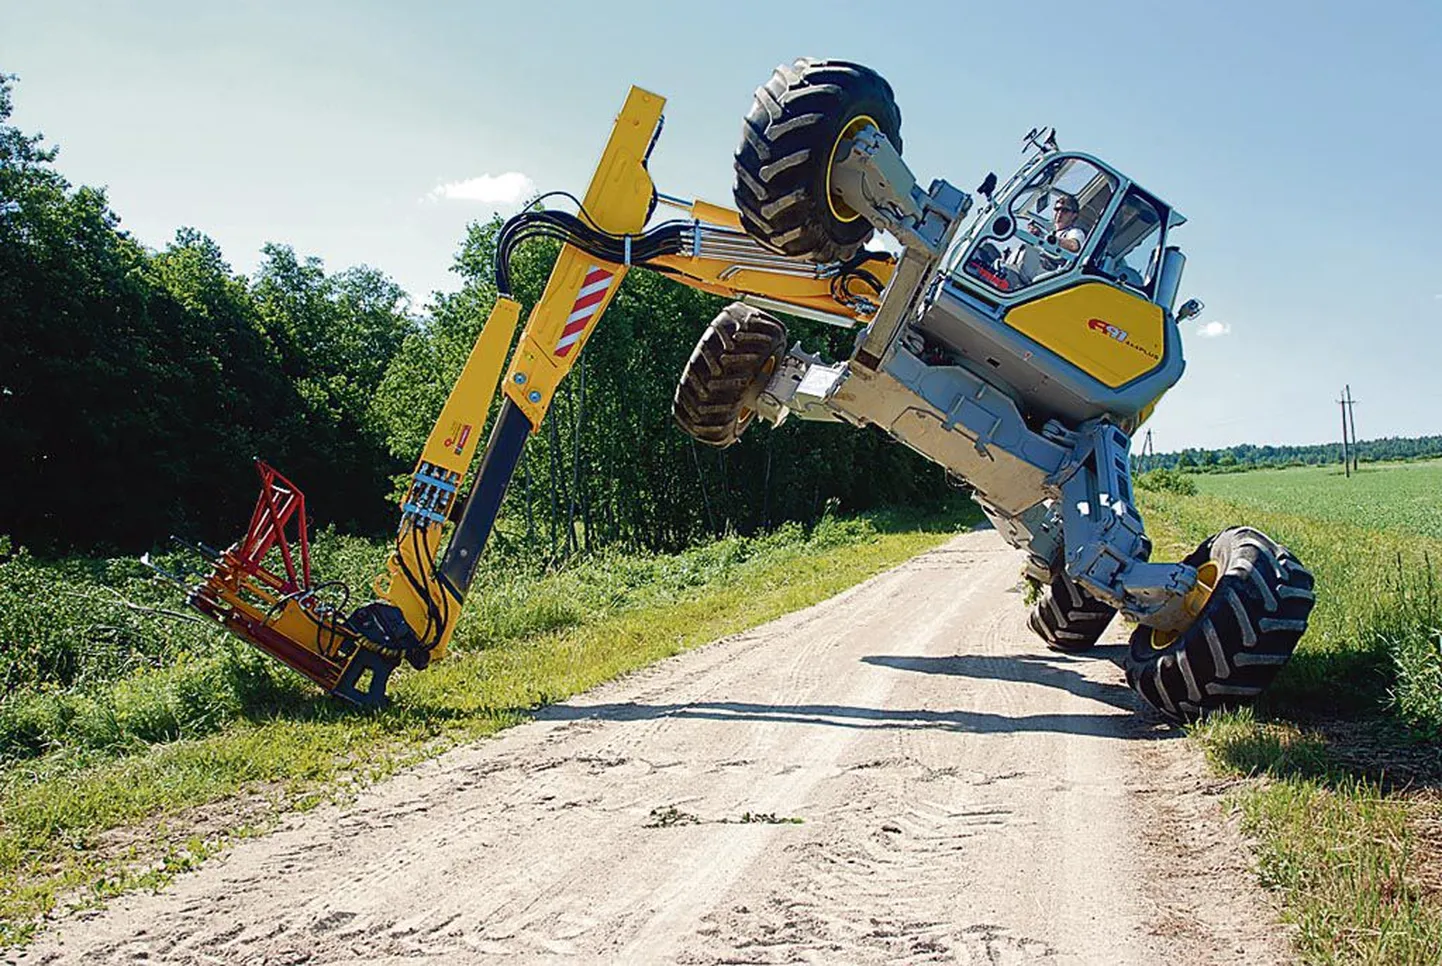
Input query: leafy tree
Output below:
<box><xmin>250</xmin><ymin>244</ymin><xmax>416</xmax><ymax>532</ymax></box>
<box><xmin>0</xmin><ymin>73</ymin><xmax>415</xmax><ymax>550</ymax></box>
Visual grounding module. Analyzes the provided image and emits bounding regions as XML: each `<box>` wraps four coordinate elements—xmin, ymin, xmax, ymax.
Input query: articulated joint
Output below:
<box><xmin>1049</xmin><ymin>419</ymin><xmax>1198</xmax><ymax>628</ymax></box>
<box><xmin>754</xmin><ymin>346</ymin><xmax>848</xmax><ymax>427</ymax></box>
<box><xmin>829</xmin><ymin>126</ymin><xmax>971</xmax><ymax>256</ymax></box>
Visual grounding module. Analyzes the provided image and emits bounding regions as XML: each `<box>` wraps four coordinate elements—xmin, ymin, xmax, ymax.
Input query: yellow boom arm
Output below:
<box><xmin>185</xmin><ymin>83</ymin><xmax>886</xmax><ymax>707</ymax></box>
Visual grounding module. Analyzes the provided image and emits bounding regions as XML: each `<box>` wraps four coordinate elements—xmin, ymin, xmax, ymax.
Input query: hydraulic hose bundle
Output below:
<box><xmin>492</xmin><ymin>193</ymin><xmax>690</xmax><ymax>296</ymax></box>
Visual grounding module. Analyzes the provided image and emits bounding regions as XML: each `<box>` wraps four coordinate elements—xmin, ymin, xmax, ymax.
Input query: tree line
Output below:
<box><xmin>0</xmin><ymin>73</ymin><xmax>950</xmax><ymax>558</ymax></box>
<box><xmin>1137</xmin><ymin>436</ymin><xmax>1442</xmax><ymax>475</ymax></box>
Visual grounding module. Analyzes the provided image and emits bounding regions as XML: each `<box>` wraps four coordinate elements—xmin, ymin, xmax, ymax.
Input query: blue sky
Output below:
<box><xmin>4</xmin><ymin>0</ymin><xmax>1439</xmax><ymax>450</ymax></box>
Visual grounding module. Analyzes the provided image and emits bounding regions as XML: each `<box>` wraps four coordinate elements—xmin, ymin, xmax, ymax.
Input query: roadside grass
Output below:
<box><xmin>1139</xmin><ymin>482</ymin><xmax>1442</xmax><ymax>964</ymax></box>
<box><xmin>0</xmin><ymin>505</ymin><xmax>976</xmax><ymax>945</ymax></box>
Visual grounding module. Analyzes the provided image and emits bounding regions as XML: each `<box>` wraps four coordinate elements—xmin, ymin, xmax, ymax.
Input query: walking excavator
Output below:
<box><xmin>156</xmin><ymin>60</ymin><xmax>1316</xmax><ymax>721</ymax></box>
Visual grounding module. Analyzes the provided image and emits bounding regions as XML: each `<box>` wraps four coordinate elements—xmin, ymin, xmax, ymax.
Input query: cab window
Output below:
<box><xmin>1007</xmin><ymin>157</ymin><xmax>1115</xmax><ymax>239</ymax></box>
<box><xmin>1091</xmin><ymin>190</ymin><xmax>1164</xmax><ymax>295</ymax></box>
<box><xmin>957</xmin><ymin>156</ymin><xmax>1116</xmax><ymax>295</ymax></box>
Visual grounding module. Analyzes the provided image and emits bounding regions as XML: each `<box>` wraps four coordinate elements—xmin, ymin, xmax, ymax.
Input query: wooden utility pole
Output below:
<box><xmin>1344</xmin><ymin>385</ymin><xmax>1359</xmax><ymax>473</ymax></box>
<box><xmin>1337</xmin><ymin>389</ymin><xmax>1351</xmax><ymax>478</ymax></box>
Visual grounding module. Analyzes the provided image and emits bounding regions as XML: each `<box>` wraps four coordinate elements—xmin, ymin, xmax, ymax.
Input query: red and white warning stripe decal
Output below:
<box><xmin>554</xmin><ymin>265</ymin><xmax>614</xmax><ymax>357</ymax></box>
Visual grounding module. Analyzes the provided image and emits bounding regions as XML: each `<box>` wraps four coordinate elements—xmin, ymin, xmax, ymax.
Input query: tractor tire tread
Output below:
<box><xmin>673</xmin><ymin>303</ymin><xmax>788</xmax><ymax>449</ymax></box>
<box><xmin>734</xmin><ymin>58</ymin><xmax>901</xmax><ymax>263</ymax></box>
<box><xmin>1123</xmin><ymin>527</ymin><xmax>1315</xmax><ymax>722</ymax></box>
<box><xmin>1027</xmin><ymin>569</ymin><xmax>1116</xmax><ymax>653</ymax></box>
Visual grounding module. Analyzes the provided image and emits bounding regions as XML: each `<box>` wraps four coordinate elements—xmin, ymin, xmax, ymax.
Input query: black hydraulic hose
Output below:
<box><xmin>436</xmin><ymin>400</ymin><xmax>535</xmax><ymax>596</ymax></box>
<box><xmin>493</xmin><ymin>208</ymin><xmax>689</xmax><ymax>296</ymax></box>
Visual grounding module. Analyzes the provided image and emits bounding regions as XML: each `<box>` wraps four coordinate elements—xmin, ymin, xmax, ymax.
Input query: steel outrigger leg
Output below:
<box><xmin>1051</xmin><ymin>420</ymin><xmax>1197</xmax><ymax>629</ymax></box>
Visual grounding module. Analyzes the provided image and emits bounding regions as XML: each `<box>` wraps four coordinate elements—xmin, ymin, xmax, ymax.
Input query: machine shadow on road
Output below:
<box><xmin>537</xmin><ymin>646</ymin><xmax>1176</xmax><ymax>740</ymax></box>
<box><xmin>861</xmin><ymin>645</ymin><xmax>1142</xmax><ymax>713</ymax></box>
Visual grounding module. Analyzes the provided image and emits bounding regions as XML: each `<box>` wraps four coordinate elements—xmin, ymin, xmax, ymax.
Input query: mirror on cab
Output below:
<box><xmin>1176</xmin><ymin>298</ymin><xmax>1204</xmax><ymax>322</ymax></box>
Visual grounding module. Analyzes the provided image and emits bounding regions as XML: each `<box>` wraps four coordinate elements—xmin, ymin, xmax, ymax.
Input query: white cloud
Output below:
<box><xmin>426</xmin><ymin>171</ymin><xmax>536</xmax><ymax>206</ymax></box>
<box><xmin>1196</xmin><ymin>320</ymin><xmax>1232</xmax><ymax>338</ymax></box>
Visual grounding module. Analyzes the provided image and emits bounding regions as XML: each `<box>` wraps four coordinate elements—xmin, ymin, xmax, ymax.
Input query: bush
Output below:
<box><xmin>1371</xmin><ymin>556</ymin><xmax>1442</xmax><ymax>739</ymax></box>
<box><xmin>1135</xmin><ymin>467</ymin><xmax>1198</xmax><ymax>496</ymax></box>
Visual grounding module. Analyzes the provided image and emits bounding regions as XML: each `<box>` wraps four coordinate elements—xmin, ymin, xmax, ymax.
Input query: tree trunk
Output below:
<box><xmin>564</xmin><ymin>380</ymin><xmax>579</xmax><ymax>556</ymax></box>
<box><xmin>762</xmin><ymin>435</ymin><xmax>773</xmax><ymax>530</ymax></box>
<box><xmin>576</xmin><ymin>360</ymin><xmax>592</xmax><ymax>552</ymax></box>
<box><xmin>547</xmin><ymin>417</ymin><xmax>561</xmax><ymax>562</ymax></box>
<box><xmin>691</xmin><ymin>438</ymin><xmax>717</xmax><ymax>536</ymax></box>
<box><xmin>523</xmin><ymin>455</ymin><xmax>535</xmax><ymax>548</ymax></box>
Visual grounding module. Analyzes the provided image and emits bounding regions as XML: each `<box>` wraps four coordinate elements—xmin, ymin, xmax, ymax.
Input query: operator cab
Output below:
<box><xmin>911</xmin><ymin>135</ymin><xmax>1192</xmax><ymax>427</ymax></box>
<box><xmin>948</xmin><ymin>146</ymin><xmax>1186</xmax><ymax>312</ymax></box>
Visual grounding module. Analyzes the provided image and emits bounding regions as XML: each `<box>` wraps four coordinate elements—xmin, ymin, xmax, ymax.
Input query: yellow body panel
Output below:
<box><xmin>419</xmin><ymin>297</ymin><xmax>521</xmax><ymax>474</ymax></box>
<box><xmin>503</xmin><ymin>87</ymin><xmax>665</xmax><ymax>427</ymax></box>
<box><xmin>1005</xmin><ymin>282</ymin><xmax>1165</xmax><ymax>388</ymax></box>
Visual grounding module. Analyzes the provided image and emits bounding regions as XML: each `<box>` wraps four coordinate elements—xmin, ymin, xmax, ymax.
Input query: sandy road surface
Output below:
<box><xmin>18</xmin><ymin>530</ymin><xmax>1289</xmax><ymax>965</ymax></box>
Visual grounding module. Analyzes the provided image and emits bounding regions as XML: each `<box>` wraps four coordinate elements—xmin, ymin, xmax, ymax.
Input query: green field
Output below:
<box><xmin>1191</xmin><ymin>460</ymin><xmax>1442</xmax><ymax>540</ymax></box>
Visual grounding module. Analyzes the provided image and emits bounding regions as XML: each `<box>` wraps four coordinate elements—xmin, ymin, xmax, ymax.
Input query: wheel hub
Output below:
<box><xmin>737</xmin><ymin>354</ymin><xmax>780</xmax><ymax>424</ymax></box>
<box><xmin>827</xmin><ymin>114</ymin><xmax>878</xmax><ymax>223</ymax></box>
<box><xmin>1149</xmin><ymin>560</ymin><xmax>1219</xmax><ymax>651</ymax></box>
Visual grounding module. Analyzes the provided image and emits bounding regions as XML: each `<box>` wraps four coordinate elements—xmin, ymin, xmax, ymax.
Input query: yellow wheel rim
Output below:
<box><xmin>826</xmin><ymin>114</ymin><xmax>878</xmax><ymax>224</ymax></box>
<box><xmin>1149</xmin><ymin>560</ymin><xmax>1220</xmax><ymax>651</ymax></box>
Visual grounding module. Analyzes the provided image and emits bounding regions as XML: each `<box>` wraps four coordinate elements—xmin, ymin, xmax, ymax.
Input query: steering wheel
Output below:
<box><xmin>1016</xmin><ymin>220</ymin><xmax>1075</xmax><ymax>262</ymax></box>
<box><xmin>1013</xmin><ymin>220</ymin><xmax>1049</xmax><ymax>248</ymax></box>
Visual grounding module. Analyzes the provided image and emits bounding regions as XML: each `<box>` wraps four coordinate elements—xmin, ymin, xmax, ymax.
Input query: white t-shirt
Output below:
<box><xmin>1057</xmin><ymin>226</ymin><xmax>1086</xmax><ymax>250</ymax></box>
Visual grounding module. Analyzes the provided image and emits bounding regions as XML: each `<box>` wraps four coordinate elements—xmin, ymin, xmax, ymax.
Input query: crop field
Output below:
<box><xmin>1191</xmin><ymin>459</ymin><xmax>1442</xmax><ymax>540</ymax></box>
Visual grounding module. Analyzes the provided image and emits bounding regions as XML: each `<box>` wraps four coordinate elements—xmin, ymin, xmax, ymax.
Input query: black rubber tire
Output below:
<box><xmin>1124</xmin><ymin>527</ymin><xmax>1316</xmax><ymax>722</ymax></box>
<box><xmin>734</xmin><ymin>58</ymin><xmax>902</xmax><ymax>263</ymax></box>
<box><xmin>1027</xmin><ymin>569</ymin><xmax>1116</xmax><ymax>652</ymax></box>
<box><xmin>673</xmin><ymin>303</ymin><xmax>788</xmax><ymax>449</ymax></box>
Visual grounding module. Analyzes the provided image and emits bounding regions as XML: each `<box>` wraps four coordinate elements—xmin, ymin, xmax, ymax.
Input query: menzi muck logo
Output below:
<box><xmin>1087</xmin><ymin>318</ymin><xmax>1129</xmax><ymax>343</ymax></box>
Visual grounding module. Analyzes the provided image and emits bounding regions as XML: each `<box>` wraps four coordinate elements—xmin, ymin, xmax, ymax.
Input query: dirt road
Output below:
<box><xmin>19</xmin><ymin>531</ymin><xmax>1289</xmax><ymax>965</ymax></box>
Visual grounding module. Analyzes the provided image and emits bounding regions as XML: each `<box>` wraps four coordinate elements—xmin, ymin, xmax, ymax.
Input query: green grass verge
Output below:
<box><xmin>1191</xmin><ymin>712</ymin><xmax>1442</xmax><ymax>965</ymax></box>
<box><xmin>0</xmin><ymin>507</ymin><xmax>974</xmax><ymax>945</ymax></box>
<box><xmin>1139</xmin><ymin>486</ymin><xmax>1442</xmax><ymax>964</ymax></box>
